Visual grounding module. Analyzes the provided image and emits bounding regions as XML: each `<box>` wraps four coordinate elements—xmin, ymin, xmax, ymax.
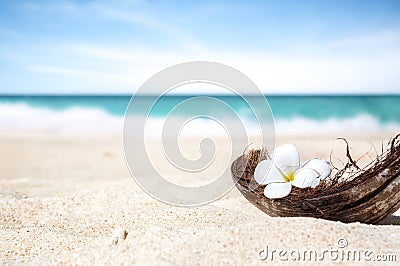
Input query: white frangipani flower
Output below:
<box><xmin>254</xmin><ymin>144</ymin><xmax>331</xmax><ymax>199</ymax></box>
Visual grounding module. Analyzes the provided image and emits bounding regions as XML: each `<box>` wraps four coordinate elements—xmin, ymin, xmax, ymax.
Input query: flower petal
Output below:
<box><xmin>254</xmin><ymin>160</ymin><xmax>285</xmax><ymax>185</ymax></box>
<box><xmin>264</xmin><ymin>182</ymin><xmax>292</xmax><ymax>199</ymax></box>
<box><xmin>273</xmin><ymin>144</ymin><xmax>300</xmax><ymax>176</ymax></box>
<box><xmin>310</xmin><ymin>177</ymin><xmax>320</xmax><ymax>188</ymax></box>
<box><xmin>303</xmin><ymin>159</ymin><xmax>331</xmax><ymax>180</ymax></box>
<box><xmin>292</xmin><ymin>168</ymin><xmax>318</xmax><ymax>188</ymax></box>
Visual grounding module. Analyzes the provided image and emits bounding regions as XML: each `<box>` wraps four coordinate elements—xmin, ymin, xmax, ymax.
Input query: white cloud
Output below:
<box><xmin>90</xmin><ymin>3</ymin><xmax>180</xmax><ymax>34</ymax></box>
<box><xmin>31</xmin><ymin>65</ymin><xmax>94</xmax><ymax>77</ymax></box>
<box><xmin>28</xmin><ymin>35</ymin><xmax>400</xmax><ymax>94</ymax></box>
<box><xmin>326</xmin><ymin>29</ymin><xmax>400</xmax><ymax>49</ymax></box>
<box><xmin>22</xmin><ymin>0</ymin><xmax>191</xmax><ymax>40</ymax></box>
<box><xmin>22</xmin><ymin>1</ymin><xmax>80</xmax><ymax>13</ymax></box>
<box><xmin>14</xmin><ymin>1</ymin><xmax>400</xmax><ymax>94</ymax></box>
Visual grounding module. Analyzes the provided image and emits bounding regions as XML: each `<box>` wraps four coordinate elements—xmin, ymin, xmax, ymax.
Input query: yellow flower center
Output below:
<box><xmin>283</xmin><ymin>171</ymin><xmax>295</xmax><ymax>182</ymax></box>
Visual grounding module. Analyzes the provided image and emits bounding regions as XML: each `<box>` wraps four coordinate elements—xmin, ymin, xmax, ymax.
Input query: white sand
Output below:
<box><xmin>0</xmin><ymin>134</ymin><xmax>399</xmax><ymax>265</ymax></box>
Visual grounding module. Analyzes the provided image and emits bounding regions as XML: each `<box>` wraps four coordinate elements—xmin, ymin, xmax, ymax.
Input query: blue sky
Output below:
<box><xmin>0</xmin><ymin>0</ymin><xmax>400</xmax><ymax>94</ymax></box>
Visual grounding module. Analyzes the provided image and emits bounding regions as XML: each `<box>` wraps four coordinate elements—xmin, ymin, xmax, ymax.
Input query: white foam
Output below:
<box><xmin>0</xmin><ymin>102</ymin><xmax>123</xmax><ymax>135</ymax></box>
<box><xmin>275</xmin><ymin>114</ymin><xmax>400</xmax><ymax>135</ymax></box>
<box><xmin>142</xmin><ymin>116</ymin><xmax>264</xmax><ymax>138</ymax></box>
<box><xmin>1</xmin><ymin>103</ymin><xmax>399</xmax><ymax>136</ymax></box>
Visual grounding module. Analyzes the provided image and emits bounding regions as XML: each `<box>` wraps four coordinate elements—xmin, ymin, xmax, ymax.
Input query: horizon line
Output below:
<box><xmin>0</xmin><ymin>93</ymin><xmax>399</xmax><ymax>97</ymax></box>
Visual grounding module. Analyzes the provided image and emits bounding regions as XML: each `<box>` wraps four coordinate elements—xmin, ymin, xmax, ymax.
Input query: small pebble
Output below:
<box><xmin>111</xmin><ymin>228</ymin><xmax>128</xmax><ymax>245</ymax></box>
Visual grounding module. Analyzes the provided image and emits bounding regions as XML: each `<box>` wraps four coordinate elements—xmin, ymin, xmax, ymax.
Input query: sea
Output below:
<box><xmin>1</xmin><ymin>95</ymin><xmax>399</xmax><ymax>135</ymax></box>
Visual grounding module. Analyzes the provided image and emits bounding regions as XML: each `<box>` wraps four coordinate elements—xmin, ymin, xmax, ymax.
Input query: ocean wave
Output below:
<box><xmin>1</xmin><ymin>103</ymin><xmax>399</xmax><ymax>136</ymax></box>
<box><xmin>0</xmin><ymin>102</ymin><xmax>123</xmax><ymax>134</ymax></box>
<box><xmin>275</xmin><ymin>114</ymin><xmax>400</xmax><ymax>135</ymax></box>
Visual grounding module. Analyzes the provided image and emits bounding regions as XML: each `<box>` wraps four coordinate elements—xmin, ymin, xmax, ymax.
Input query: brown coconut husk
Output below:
<box><xmin>230</xmin><ymin>134</ymin><xmax>400</xmax><ymax>224</ymax></box>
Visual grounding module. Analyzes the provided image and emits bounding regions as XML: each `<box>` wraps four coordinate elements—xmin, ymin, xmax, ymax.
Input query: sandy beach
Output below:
<box><xmin>0</xmin><ymin>133</ymin><xmax>399</xmax><ymax>265</ymax></box>
<box><xmin>1</xmin><ymin>0</ymin><xmax>400</xmax><ymax>264</ymax></box>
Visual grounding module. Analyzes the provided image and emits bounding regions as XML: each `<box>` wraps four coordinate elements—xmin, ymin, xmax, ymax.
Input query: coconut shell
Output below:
<box><xmin>230</xmin><ymin>136</ymin><xmax>400</xmax><ymax>224</ymax></box>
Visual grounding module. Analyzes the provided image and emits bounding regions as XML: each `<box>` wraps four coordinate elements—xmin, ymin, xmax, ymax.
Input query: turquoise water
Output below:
<box><xmin>1</xmin><ymin>95</ymin><xmax>399</xmax><ymax>123</ymax></box>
